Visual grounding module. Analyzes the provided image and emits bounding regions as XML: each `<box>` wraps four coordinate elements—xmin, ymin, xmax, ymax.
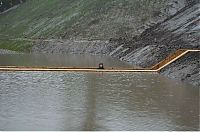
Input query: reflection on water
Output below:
<box><xmin>0</xmin><ymin>72</ymin><xmax>199</xmax><ymax>131</ymax></box>
<box><xmin>0</xmin><ymin>54</ymin><xmax>131</xmax><ymax>68</ymax></box>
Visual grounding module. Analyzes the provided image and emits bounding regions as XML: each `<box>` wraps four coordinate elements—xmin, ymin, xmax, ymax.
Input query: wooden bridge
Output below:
<box><xmin>0</xmin><ymin>49</ymin><xmax>199</xmax><ymax>72</ymax></box>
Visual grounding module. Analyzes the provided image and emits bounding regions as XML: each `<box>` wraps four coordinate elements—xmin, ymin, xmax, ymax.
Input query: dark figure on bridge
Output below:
<box><xmin>99</xmin><ymin>63</ymin><xmax>104</xmax><ymax>69</ymax></box>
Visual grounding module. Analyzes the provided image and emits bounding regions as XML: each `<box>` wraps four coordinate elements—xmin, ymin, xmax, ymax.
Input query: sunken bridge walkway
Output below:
<box><xmin>0</xmin><ymin>49</ymin><xmax>199</xmax><ymax>73</ymax></box>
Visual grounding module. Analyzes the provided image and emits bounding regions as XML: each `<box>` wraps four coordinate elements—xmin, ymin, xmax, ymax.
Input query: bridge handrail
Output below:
<box><xmin>151</xmin><ymin>49</ymin><xmax>200</xmax><ymax>71</ymax></box>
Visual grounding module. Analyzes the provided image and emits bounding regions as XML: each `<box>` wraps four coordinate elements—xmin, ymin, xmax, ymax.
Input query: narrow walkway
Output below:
<box><xmin>0</xmin><ymin>49</ymin><xmax>199</xmax><ymax>72</ymax></box>
<box><xmin>150</xmin><ymin>49</ymin><xmax>200</xmax><ymax>71</ymax></box>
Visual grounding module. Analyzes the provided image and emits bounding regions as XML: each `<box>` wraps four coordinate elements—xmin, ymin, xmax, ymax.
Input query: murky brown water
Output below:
<box><xmin>0</xmin><ymin>54</ymin><xmax>199</xmax><ymax>130</ymax></box>
<box><xmin>0</xmin><ymin>54</ymin><xmax>132</xmax><ymax>68</ymax></box>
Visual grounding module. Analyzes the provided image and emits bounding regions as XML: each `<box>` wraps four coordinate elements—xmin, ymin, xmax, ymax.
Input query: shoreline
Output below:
<box><xmin>0</xmin><ymin>48</ymin><xmax>199</xmax><ymax>87</ymax></box>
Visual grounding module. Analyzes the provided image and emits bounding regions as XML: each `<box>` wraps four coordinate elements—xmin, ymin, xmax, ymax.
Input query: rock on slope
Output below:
<box><xmin>32</xmin><ymin>1</ymin><xmax>200</xmax><ymax>86</ymax></box>
<box><xmin>160</xmin><ymin>52</ymin><xmax>200</xmax><ymax>86</ymax></box>
<box><xmin>110</xmin><ymin>1</ymin><xmax>199</xmax><ymax>67</ymax></box>
<box><xmin>109</xmin><ymin>1</ymin><xmax>200</xmax><ymax>86</ymax></box>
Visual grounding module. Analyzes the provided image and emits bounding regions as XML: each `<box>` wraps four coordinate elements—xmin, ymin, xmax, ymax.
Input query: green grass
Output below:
<box><xmin>0</xmin><ymin>0</ymin><xmax>167</xmax><ymax>51</ymax></box>
<box><xmin>0</xmin><ymin>39</ymin><xmax>32</xmax><ymax>52</ymax></box>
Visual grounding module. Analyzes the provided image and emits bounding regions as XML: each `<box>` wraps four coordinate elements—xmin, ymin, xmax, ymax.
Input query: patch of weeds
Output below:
<box><xmin>0</xmin><ymin>40</ymin><xmax>33</xmax><ymax>52</ymax></box>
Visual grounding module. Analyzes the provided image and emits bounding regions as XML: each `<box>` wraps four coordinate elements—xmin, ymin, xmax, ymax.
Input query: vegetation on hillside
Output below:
<box><xmin>0</xmin><ymin>0</ymin><xmax>168</xmax><ymax>51</ymax></box>
<box><xmin>0</xmin><ymin>0</ymin><xmax>26</xmax><ymax>12</ymax></box>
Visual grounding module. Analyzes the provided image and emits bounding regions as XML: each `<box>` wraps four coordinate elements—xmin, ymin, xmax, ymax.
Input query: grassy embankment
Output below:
<box><xmin>0</xmin><ymin>0</ymin><xmax>166</xmax><ymax>52</ymax></box>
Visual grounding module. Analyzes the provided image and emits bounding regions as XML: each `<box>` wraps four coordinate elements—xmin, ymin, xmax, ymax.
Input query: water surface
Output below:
<box><xmin>0</xmin><ymin>54</ymin><xmax>132</xmax><ymax>68</ymax></box>
<box><xmin>0</xmin><ymin>72</ymin><xmax>199</xmax><ymax>131</ymax></box>
<box><xmin>0</xmin><ymin>54</ymin><xmax>199</xmax><ymax>130</ymax></box>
